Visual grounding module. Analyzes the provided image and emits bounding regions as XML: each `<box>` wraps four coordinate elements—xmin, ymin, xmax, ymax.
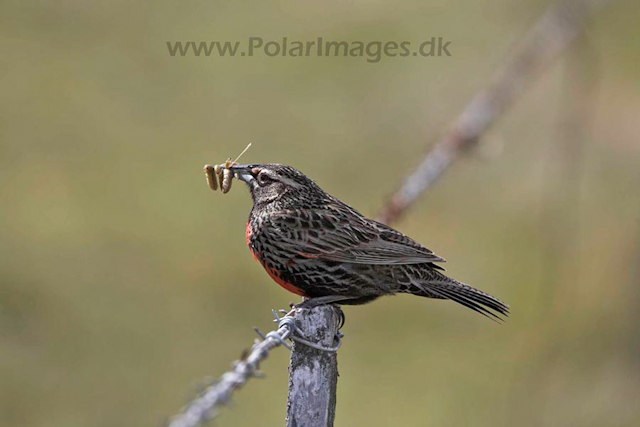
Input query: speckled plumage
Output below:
<box><xmin>232</xmin><ymin>163</ymin><xmax>509</xmax><ymax>320</ymax></box>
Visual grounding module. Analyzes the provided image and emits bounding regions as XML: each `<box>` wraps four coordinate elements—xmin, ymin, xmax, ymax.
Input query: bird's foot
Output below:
<box><xmin>293</xmin><ymin>297</ymin><xmax>346</xmax><ymax>329</ymax></box>
<box><xmin>334</xmin><ymin>305</ymin><xmax>346</xmax><ymax>330</ymax></box>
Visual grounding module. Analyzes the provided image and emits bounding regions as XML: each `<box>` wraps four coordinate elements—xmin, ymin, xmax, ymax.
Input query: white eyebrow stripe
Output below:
<box><xmin>278</xmin><ymin>176</ymin><xmax>303</xmax><ymax>188</ymax></box>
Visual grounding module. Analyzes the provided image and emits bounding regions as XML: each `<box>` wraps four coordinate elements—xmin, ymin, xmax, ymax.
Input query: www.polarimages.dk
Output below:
<box><xmin>166</xmin><ymin>37</ymin><xmax>452</xmax><ymax>63</ymax></box>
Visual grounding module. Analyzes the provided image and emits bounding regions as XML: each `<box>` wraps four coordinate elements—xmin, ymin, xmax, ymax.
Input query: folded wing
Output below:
<box><xmin>267</xmin><ymin>207</ymin><xmax>445</xmax><ymax>266</ymax></box>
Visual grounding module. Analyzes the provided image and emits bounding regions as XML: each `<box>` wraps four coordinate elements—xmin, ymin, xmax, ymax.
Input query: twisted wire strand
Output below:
<box><xmin>274</xmin><ymin>309</ymin><xmax>343</xmax><ymax>352</ymax></box>
<box><xmin>167</xmin><ymin>310</ymin><xmax>342</xmax><ymax>427</ymax></box>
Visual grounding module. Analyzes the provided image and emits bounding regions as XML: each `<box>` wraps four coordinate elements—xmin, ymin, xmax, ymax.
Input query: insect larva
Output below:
<box><xmin>214</xmin><ymin>164</ymin><xmax>224</xmax><ymax>191</ymax></box>
<box><xmin>203</xmin><ymin>143</ymin><xmax>251</xmax><ymax>195</ymax></box>
<box><xmin>203</xmin><ymin>164</ymin><xmax>218</xmax><ymax>191</ymax></box>
<box><xmin>204</xmin><ymin>161</ymin><xmax>236</xmax><ymax>193</ymax></box>
<box><xmin>222</xmin><ymin>167</ymin><xmax>234</xmax><ymax>193</ymax></box>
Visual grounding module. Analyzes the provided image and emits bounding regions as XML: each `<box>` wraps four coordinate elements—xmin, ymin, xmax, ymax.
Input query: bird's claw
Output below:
<box><xmin>289</xmin><ymin>300</ymin><xmax>346</xmax><ymax>330</ymax></box>
<box><xmin>334</xmin><ymin>306</ymin><xmax>346</xmax><ymax>330</ymax></box>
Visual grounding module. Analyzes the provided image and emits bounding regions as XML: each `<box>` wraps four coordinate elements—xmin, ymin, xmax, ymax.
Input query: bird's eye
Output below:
<box><xmin>257</xmin><ymin>172</ymin><xmax>272</xmax><ymax>185</ymax></box>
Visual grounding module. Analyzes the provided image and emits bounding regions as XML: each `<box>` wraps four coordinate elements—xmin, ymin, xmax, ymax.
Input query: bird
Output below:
<box><xmin>229</xmin><ymin>163</ymin><xmax>509</xmax><ymax>321</ymax></box>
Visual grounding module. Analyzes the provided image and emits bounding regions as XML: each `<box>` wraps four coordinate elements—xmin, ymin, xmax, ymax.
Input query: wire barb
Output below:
<box><xmin>167</xmin><ymin>307</ymin><xmax>343</xmax><ymax>427</ymax></box>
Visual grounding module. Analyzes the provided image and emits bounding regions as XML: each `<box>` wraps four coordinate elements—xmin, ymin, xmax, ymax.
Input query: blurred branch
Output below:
<box><xmin>506</xmin><ymin>34</ymin><xmax>601</xmax><ymax>422</ymax></box>
<box><xmin>377</xmin><ymin>0</ymin><xmax>613</xmax><ymax>224</ymax></box>
<box><xmin>540</xmin><ymin>34</ymin><xmax>598</xmax><ymax>307</ymax></box>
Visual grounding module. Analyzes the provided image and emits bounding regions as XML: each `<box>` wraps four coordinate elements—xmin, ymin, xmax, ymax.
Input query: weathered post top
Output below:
<box><xmin>286</xmin><ymin>305</ymin><xmax>341</xmax><ymax>427</ymax></box>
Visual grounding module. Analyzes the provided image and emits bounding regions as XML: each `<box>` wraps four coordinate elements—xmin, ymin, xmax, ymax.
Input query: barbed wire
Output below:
<box><xmin>167</xmin><ymin>311</ymin><xmax>294</xmax><ymax>427</ymax></box>
<box><xmin>167</xmin><ymin>309</ymin><xmax>342</xmax><ymax>427</ymax></box>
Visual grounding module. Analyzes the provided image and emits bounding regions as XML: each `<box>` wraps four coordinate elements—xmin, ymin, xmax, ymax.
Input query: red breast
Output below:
<box><xmin>246</xmin><ymin>222</ymin><xmax>259</xmax><ymax>261</ymax></box>
<box><xmin>246</xmin><ymin>222</ymin><xmax>253</xmax><ymax>246</ymax></box>
<box><xmin>264</xmin><ymin>263</ymin><xmax>308</xmax><ymax>297</ymax></box>
<box><xmin>246</xmin><ymin>221</ymin><xmax>308</xmax><ymax>297</ymax></box>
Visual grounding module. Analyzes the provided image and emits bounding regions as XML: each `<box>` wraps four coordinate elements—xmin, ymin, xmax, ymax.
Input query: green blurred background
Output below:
<box><xmin>2</xmin><ymin>0</ymin><xmax>640</xmax><ymax>426</ymax></box>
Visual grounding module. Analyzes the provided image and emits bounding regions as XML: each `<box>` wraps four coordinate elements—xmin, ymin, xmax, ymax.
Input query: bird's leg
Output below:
<box><xmin>294</xmin><ymin>295</ymin><xmax>354</xmax><ymax>309</ymax></box>
<box><xmin>278</xmin><ymin>296</ymin><xmax>347</xmax><ymax>329</ymax></box>
<box><xmin>294</xmin><ymin>297</ymin><xmax>347</xmax><ymax>332</ymax></box>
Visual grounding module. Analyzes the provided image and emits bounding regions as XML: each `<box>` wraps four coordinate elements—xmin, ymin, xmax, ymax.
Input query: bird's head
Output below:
<box><xmin>230</xmin><ymin>163</ymin><xmax>327</xmax><ymax>209</ymax></box>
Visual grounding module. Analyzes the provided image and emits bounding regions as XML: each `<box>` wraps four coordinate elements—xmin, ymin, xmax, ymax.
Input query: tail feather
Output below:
<box><xmin>414</xmin><ymin>272</ymin><xmax>509</xmax><ymax>321</ymax></box>
<box><xmin>428</xmin><ymin>286</ymin><xmax>505</xmax><ymax>322</ymax></box>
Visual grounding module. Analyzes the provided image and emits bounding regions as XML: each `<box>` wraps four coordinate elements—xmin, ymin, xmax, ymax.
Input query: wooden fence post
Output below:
<box><xmin>286</xmin><ymin>305</ymin><xmax>340</xmax><ymax>427</ymax></box>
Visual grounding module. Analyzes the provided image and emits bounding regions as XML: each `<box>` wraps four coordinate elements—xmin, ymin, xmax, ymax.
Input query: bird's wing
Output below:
<box><xmin>267</xmin><ymin>207</ymin><xmax>445</xmax><ymax>265</ymax></box>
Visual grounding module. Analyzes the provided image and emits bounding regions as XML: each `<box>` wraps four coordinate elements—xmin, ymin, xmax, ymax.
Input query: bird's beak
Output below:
<box><xmin>229</xmin><ymin>164</ymin><xmax>257</xmax><ymax>187</ymax></box>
